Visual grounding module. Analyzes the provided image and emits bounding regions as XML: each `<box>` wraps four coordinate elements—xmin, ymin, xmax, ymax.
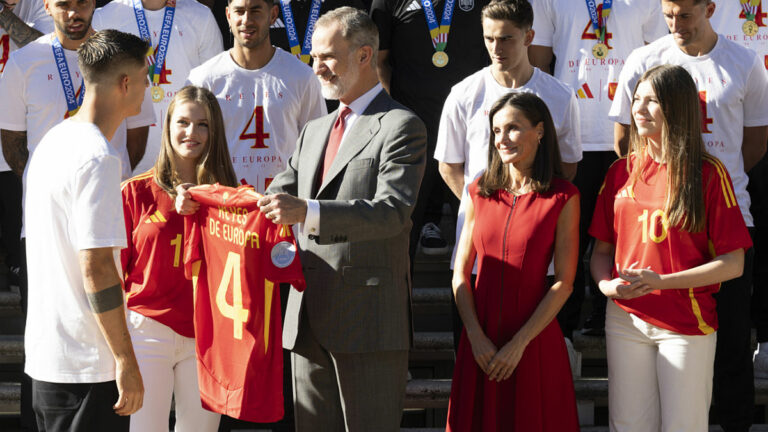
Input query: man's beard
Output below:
<box><xmin>56</xmin><ymin>17</ymin><xmax>92</xmax><ymax>42</ymax></box>
<box><xmin>319</xmin><ymin>62</ymin><xmax>359</xmax><ymax>101</ymax></box>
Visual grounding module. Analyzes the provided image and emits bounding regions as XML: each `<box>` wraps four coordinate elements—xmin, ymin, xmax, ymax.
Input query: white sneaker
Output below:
<box><xmin>754</xmin><ymin>349</ymin><xmax>768</xmax><ymax>379</ymax></box>
<box><xmin>565</xmin><ymin>337</ymin><xmax>582</xmax><ymax>379</ymax></box>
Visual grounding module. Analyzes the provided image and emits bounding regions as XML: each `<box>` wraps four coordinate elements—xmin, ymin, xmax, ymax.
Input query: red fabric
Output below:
<box><xmin>121</xmin><ymin>171</ymin><xmax>194</xmax><ymax>337</ymax></box>
<box><xmin>589</xmin><ymin>154</ymin><xmax>752</xmax><ymax>335</ymax></box>
<box><xmin>447</xmin><ymin>178</ymin><xmax>580</xmax><ymax>432</ymax></box>
<box><xmin>321</xmin><ymin>106</ymin><xmax>351</xmax><ymax>182</ymax></box>
<box><xmin>183</xmin><ymin>184</ymin><xmax>305</xmax><ymax>422</ymax></box>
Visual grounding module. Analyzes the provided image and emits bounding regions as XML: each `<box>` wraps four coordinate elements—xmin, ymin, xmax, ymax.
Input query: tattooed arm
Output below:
<box><xmin>1</xmin><ymin>129</ymin><xmax>28</xmax><ymax>177</ymax></box>
<box><xmin>0</xmin><ymin>3</ymin><xmax>43</xmax><ymax>48</ymax></box>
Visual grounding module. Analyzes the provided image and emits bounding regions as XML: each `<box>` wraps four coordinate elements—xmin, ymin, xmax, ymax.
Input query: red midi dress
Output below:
<box><xmin>447</xmin><ymin>177</ymin><xmax>580</xmax><ymax>432</ymax></box>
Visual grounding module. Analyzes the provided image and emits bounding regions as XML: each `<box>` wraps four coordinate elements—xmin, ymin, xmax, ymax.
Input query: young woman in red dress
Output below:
<box><xmin>120</xmin><ymin>86</ymin><xmax>238</xmax><ymax>431</ymax></box>
<box><xmin>590</xmin><ymin>65</ymin><xmax>752</xmax><ymax>431</ymax></box>
<box><xmin>447</xmin><ymin>92</ymin><xmax>580</xmax><ymax>431</ymax></box>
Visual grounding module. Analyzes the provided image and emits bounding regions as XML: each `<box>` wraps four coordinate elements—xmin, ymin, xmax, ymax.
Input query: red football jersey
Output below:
<box><xmin>184</xmin><ymin>184</ymin><xmax>305</xmax><ymax>422</ymax></box>
<box><xmin>121</xmin><ymin>171</ymin><xmax>194</xmax><ymax>337</ymax></box>
<box><xmin>590</xmin><ymin>154</ymin><xmax>752</xmax><ymax>335</ymax></box>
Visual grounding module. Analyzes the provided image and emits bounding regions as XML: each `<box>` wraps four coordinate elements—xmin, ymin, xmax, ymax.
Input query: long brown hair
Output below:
<box><xmin>478</xmin><ymin>92</ymin><xmax>563</xmax><ymax>196</ymax></box>
<box><xmin>628</xmin><ymin>64</ymin><xmax>705</xmax><ymax>232</ymax></box>
<box><xmin>154</xmin><ymin>86</ymin><xmax>238</xmax><ymax>196</ymax></box>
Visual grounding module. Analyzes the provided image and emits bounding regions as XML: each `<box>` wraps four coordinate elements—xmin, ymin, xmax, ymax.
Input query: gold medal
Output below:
<box><xmin>432</xmin><ymin>51</ymin><xmax>449</xmax><ymax>68</ymax></box>
<box><xmin>592</xmin><ymin>42</ymin><xmax>608</xmax><ymax>59</ymax></box>
<box><xmin>151</xmin><ymin>85</ymin><xmax>164</xmax><ymax>103</ymax></box>
<box><xmin>743</xmin><ymin>20</ymin><xmax>759</xmax><ymax>36</ymax></box>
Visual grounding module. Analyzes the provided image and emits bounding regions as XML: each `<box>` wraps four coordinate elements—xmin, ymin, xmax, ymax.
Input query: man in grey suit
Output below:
<box><xmin>257</xmin><ymin>6</ymin><xmax>427</xmax><ymax>431</ymax></box>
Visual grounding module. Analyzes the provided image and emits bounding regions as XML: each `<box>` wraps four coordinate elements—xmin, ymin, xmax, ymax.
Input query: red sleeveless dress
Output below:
<box><xmin>447</xmin><ymin>177</ymin><xmax>580</xmax><ymax>432</ymax></box>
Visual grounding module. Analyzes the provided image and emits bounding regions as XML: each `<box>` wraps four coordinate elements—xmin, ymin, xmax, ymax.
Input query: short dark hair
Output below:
<box><xmin>227</xmin><ymin>0</ymin><xmax>275</xmax><ymax>6</ymax></box>
<box><xmin>478</xmin><ymin>92</ymin><xmax>562</xmax><ymax>196</ymax></box>
<box><xmin>481</xmin><ymin>0</ymin><xmax>534</xmax><ymax>30</ymax></box>
<box><xmin>77</xmin><ymin>30</ymin><xmax>149</xmax><ymax>84</ymax></box>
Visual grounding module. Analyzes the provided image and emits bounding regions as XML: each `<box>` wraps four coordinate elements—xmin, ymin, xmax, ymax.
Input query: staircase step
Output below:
<box><xmin>404</xmin><ymin>379</ymin><xmax>451</xmax><ymax>409</ymax></box>
<box><xmin>581</xmin><ymin>427</ymin><xmax>768</xmax><ymax>432</ymax></box>
<box><xmin>0</xmin><ymin>336</ymin><xmax>22</xmax><ymax>364</ymax></box>
<box><xmin>0</xmin><ymin>292</ymin><xmax>20</xmax><ymax>311</ymax></box>
<box><xmin>0</xmin><ymin>383</ymin><xmax>19</xmax><ymax>414</ymax></box>
<box><xmin>404</xmin><ymin>376</ymin><xmax>768</xmax><ymax>409</ymax></box>
<box><xmin>413</xmin><ymin>332</ymin><xmax>452</xmax><ymax>352</ymax></box>
<box><xmin>412</xmin><ymin>288</ymin><xmax>451</xmax><ymax>305</ymax></box>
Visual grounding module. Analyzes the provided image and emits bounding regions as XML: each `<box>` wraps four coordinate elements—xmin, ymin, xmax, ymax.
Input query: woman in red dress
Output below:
<box><xmin>447</xmin><ymin>92</ymin><xmax>580</xmax><ymax>431</ymax></box>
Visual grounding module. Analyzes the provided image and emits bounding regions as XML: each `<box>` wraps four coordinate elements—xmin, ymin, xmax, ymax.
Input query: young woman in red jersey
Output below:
<box><xmin>590</xmin><ymin>65</ymin><xmax>752</xmax><ymax>431</ymax></box>
<box><xmin>446</xmin><ymin>92</ymin><xmax>580</xmax><ymax>431</ymax></box>
<box><xmin>120</xmin><ymin>86</ymin><xmax>237</xmax><ymax>431</ymax></box>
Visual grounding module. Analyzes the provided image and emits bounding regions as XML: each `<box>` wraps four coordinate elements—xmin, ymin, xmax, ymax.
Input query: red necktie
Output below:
<box><xmin>321</xmin><ymin>106</ymin><xmax>352</xmax><ymax>183</ymax></box>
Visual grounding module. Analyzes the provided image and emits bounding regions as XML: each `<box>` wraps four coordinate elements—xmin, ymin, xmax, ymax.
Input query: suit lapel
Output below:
<box><xmin>301</xmin><ymin>113</ymin><xmax>335</xmax><ymax>199</ymax></box>
<box><xmin>316</xmin><ymin>91</ymin><xmax>388</xmax><ymax>196</ymax></box>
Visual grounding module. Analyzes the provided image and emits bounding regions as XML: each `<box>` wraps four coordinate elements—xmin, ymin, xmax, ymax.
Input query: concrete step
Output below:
<box><xmin>410</xmin><ymin>332</ymin><xmax>454</xmax><ymax>367</ymax></box>
<box><xmin>0</xmin><ymin>382</ymin><xmax>19</xmax><ymax>414</ymax></box>
<box><xmin>0</xmin><ymin>292</ymin><xmax>20</xmax><ymax>311</ymax></box>
<box><xmin>571</xmin><ymin>330</ymin><xmax>759</xmax><ymax>361</ymax></box>
<box><xmin>412</xmin><ymin>256</ymin><xmax>451</xmax><ymax>288</ymax></box>
<box><xmin>412</xmin><ymin>287</ymin><xmax>451</xmax><ymax>305</ymax></box>
<box><xmin>401</xmin><ymin>426</ymin><xmax>768</xmax><ymax>431</ymax></box>
<box><xmin>403</xmin><ymin>377</ymin><xmax>768</xmax><ymax>409</ymax></box>
<box><xmin>581</xmin><ymin>427</ymin><xmax>768</xmax><ymax>432</ymax></box>
<box><xmin>412</xmin><ymin>332</ymin><xmax>452</xmax><ymax>352</ymax></box>
<box><xmin>0</xmin><ymin>336</ymin><xmax>22</xmax><ymax>364</ymax></box>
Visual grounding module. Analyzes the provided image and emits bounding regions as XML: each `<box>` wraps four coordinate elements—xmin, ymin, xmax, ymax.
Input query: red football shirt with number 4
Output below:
<box><xmin>184</xmin><ymin>184</ymin><xmax>305</xmax><ymax>422</ymax></box>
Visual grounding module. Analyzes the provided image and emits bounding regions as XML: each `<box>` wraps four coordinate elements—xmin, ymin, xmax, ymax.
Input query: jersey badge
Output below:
<box><xmin>271</xmin><ymin>241</ymin><xmax>296</xmax><ymax>268</ymax></box>
<box><xmin>459</xmin><ymin>0</ymin><xmax>473</xmax><ymax>12</ymax></box>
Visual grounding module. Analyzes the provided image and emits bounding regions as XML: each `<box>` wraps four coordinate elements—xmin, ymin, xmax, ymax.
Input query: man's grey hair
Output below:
<box><xmin>316</xmin><ymin>7</ymin><xmax>379</xmax><ymax>65</ymax></box>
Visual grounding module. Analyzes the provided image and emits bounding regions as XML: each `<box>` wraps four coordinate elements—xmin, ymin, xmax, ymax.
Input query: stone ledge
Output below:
<box><xmin>412</xmin><ymin>288</ymin><xmax>451</xmax><ymax>305</ymax></box>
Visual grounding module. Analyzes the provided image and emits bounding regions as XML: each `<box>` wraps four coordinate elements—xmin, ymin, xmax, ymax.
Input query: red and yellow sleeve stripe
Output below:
<box><xmin>703</xmin><ymin>155</ymin><xmax>736</xmax><ymax>209</ymax></box>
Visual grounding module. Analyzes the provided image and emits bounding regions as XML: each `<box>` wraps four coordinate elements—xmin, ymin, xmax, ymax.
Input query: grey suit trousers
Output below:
<box><xmin>291</xmin><ymin>319</ymin><xmax>408</xmax><ymax>432</ymax></box>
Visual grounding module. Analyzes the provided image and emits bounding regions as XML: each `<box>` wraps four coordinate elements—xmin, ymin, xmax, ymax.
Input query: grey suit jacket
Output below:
<box><xmin>267</xmin><ymin>89</ymin><xmax>427</xmax><ymax>354</ymax></box>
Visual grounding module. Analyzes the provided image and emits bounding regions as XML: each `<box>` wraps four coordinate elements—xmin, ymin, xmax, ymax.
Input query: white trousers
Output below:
<box><xmin>127</xmin><ymin>310</ymin><xmax>220</xmax><ymax>432</ymax></box>
<box><xmin>605</xmin><ymin>301</ymin><xmax>716</xmax><ymax>432</ymax></box>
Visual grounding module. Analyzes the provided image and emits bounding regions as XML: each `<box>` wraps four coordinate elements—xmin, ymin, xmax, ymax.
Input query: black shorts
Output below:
<box><xmin>32</xmin><ymin>379</ymin><xmax>129</xmax><ymax>432</ymax></box>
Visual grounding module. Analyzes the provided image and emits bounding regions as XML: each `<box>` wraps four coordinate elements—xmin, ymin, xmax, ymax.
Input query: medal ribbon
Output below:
<box><xmin>51</xmin><ymin>36</ymin><xmax>84</xmax><ymax>117</ymax></box>
<box><xmin>279</xmin><ymin>0</ymin><xmax>322</xmax><ymax>64</ymax></box>
<box><xmin>585</xmin><ymin>0</ymin><xmax>612</xmax><ymax>43</ymax></box>
<box><xmin>420</xmin><ymin>0</ymin><xmax>455</xmax><ymax>52</ymax></box>
<box><xmin>741</xmin><ymin>0</ymin><xmax>760</xmax><ymax>20</ymax></box>
<box><xmin>132</xmin><ymin>0</ymin><xmax>176</xmax><ymax>85</ymax></box>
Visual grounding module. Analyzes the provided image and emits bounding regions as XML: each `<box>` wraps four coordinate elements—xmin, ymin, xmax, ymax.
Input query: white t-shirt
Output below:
<box><xmin>24</xmin><ymin>119</ymin><xmax>127</xmax><ymax>383</ymax></box>
<box><xmin>15</xmin><ymin>0</ymin><xmax>51</xmax><ymax>32</ymax></box>
<box><xmin>187</xmin><ymin>48</ymin><xmax>326</xmax><ymax>192</ymax></box>
<box><xmin>0</xmin><ymin>3</ymin><xmax>53</xmax><ymax>172</ymax></box>
<box><xmin>609</xmin><ymin>34</ymin><xmax>768</xmax><ymax>227</ymax></box>
<box><xmin>435</xmin><ymin>66</ymin><xmax>581</xmax><ymax>269</ymax></box>
<box><xmin>92</xmin><ymin>0</ymin><xmax>223</xmax><ymax>174</ymax></box>
<box><xmin>531</xmin><ymin>0</ymin><xmax>667</xmax><ymax>152</ymax></box>
<box><xmin>0</xmin><ymin>33</ymin><xmax>156</xmax><ymax>179</ymax></box>
<box><xmin>710</xmin><ymin>1</ymin><xmax>768</xmax><ymax>67</ymax></box>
